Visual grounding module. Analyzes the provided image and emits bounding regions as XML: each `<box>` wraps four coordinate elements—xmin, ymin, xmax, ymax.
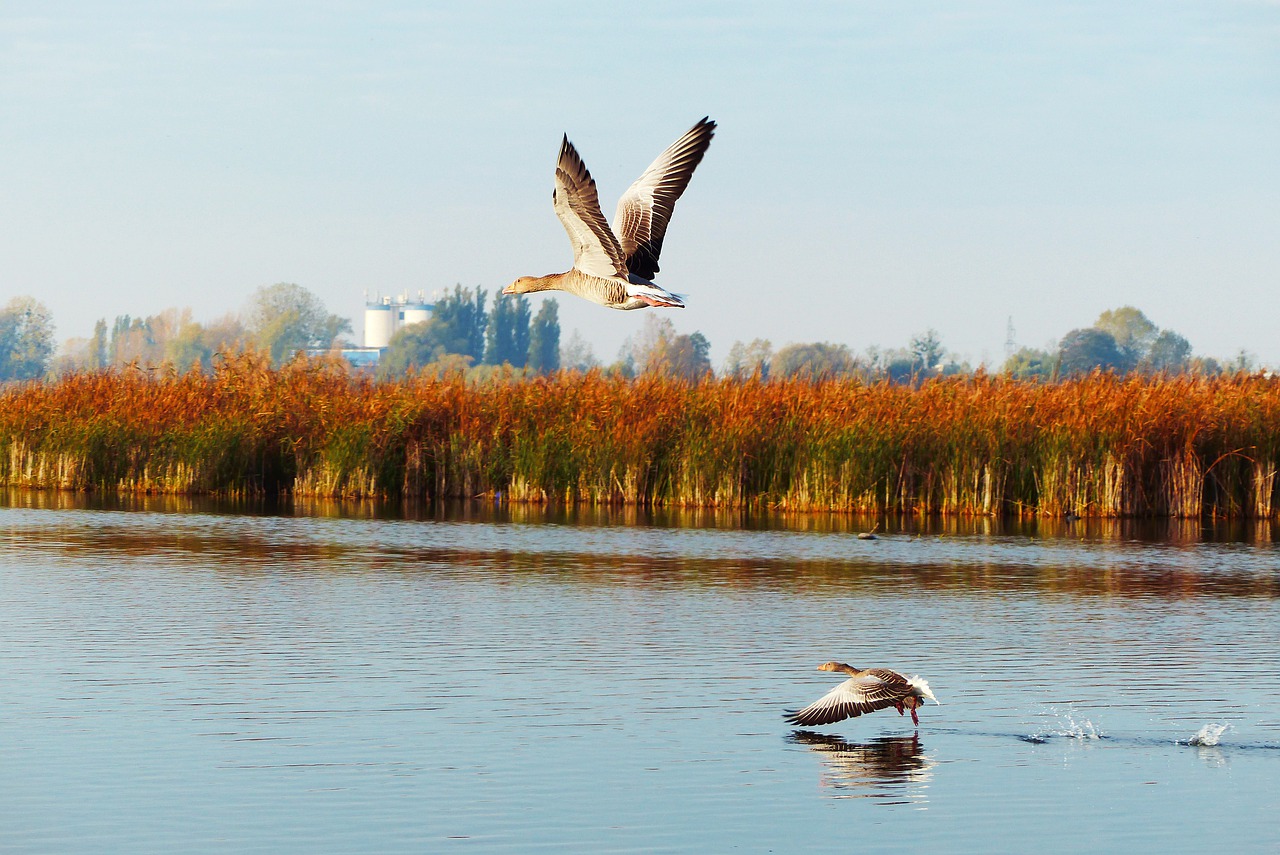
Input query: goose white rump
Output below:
<box><xmin>785</xmin><ymin>661</ymin><xmax>940</xmax><ymax>728</ymax></box>
<box><xmin>505</xmin><ymin>117</ymin><xmax>715</xmax><ymax>310</ymax></box>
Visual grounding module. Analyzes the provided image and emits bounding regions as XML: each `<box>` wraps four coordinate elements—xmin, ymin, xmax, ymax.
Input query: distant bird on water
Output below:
<box><xmin>504</xmin><ymin>117</ymin><xmax>716</xmax><ymax>310</ymax></box>
<box><xmin>785</xmin><ymin>662</ymin><xmax>940</xmax><ymax>727</ymax></box>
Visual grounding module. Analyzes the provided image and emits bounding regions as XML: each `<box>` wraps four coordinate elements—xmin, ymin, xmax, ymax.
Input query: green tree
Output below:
<box><xmin>1145</xmin><ymin>330</ymin><xmax>1193</xmax><ymax>374</ymax></box>
<box><xmin>485</xmin><ymin>293</ymin><xmax>531</xmax><ymax>366</ymax></box>
<box><xmin>527</xmin><ymin>299</ymin><xmax>561</xmax><ymax>374</ymax></box>
<box><xmin>0</xmin><ymin>296</ymin><xmax>56</xmax><ymax>380</ymax></box>
<box><xmin>430</xmin><ymin>285</ymin><xmax>488</xmax><ymax>362</ymax></box>
<box><xmin>512</xmin><ymin>300</ymin><xmax>533</xmax><ymax>366</ymax></box>
<box><xmin>377</xmin><ymin>320</ymin><xmax>455</xmax><ymax>378</ymax></box>
<box><xmin>245</xmin><ymin>283</ymin><xmax>352</xmax><ymax>364</ymax></box>
<box><xmin>909</xmin><ymin>329</ymin><xmax>946</xmax><ymax>373</ymax></box>
<box><xmin>885</xmin><ymin>355</ymin><xmax>919</xmax><ymax>384</ymax></box>
<box><xmin>89</xmin><ymin>319</ymin><xmax>108</xmax><ymax>369</ymax></box>
<box><xmin>1058</xmin><ymin>328</ymin><xmax>1127</xmax><ymax>376</ymax></box>
<box><xmin>164</xmin><ymin>313</ymin><xmax>214</xmax><ymax>372</ymax></box>
<box><xmin>772</xmin><ymin>342</ymin><xmax>856</xmax><ymax>380</ymax></box>
<box><xmin>1001</xmin><ymin>346</ymin><xmax>1056</xmax><ymax>380</ymax></box>
<box><xmin>1094</xmin><ymin>306</ymin><xmax>1157</xmax><ymax>367</ymax></box>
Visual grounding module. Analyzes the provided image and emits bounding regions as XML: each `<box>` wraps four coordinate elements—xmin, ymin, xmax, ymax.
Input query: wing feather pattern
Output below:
<box><xmin>614</xmin><ymin>117</ymin><xmax>716</xmax><ymax>281</ymax></box>
<box><xmin>784</xmin><ymin>670</ymin><xmax>914</xmax><ymax>727</ymax></box>
<box><xmin>553</xmin><ymin>136</ymin><xmax>628</xmax><ymax>280</ymax></box>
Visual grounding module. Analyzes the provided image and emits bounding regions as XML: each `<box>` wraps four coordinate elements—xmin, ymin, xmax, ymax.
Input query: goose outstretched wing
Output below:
<box><xmin>554</xmin><ymin>136</ymin><xmax>628</xmax><ymax>280</ymax></box>
<box><xmin>785</xmin><ymin>670</ymin><xmax>913</xmax><ymax>727</ymax></box>
<box><xmin>613</xmin><ymin>117</ymin><xmax>716</xmax><ymax>281</ymax></box>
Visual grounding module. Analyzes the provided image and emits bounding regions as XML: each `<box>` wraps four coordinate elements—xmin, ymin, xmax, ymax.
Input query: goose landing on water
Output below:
<box><xmin>504</xmin><ymin>117</ymin><xmax>715</xmax><ymax>310</ymax></box>
<box><xmin>785</xmin><ymin>662</ymin><xmax>940</xmax><ymax>728</ymax></box>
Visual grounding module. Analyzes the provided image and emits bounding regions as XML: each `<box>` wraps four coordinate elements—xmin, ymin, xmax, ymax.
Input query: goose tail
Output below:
<box><xmin>626</xmin><ymin>281</ymin><xmax>686</xmax><ymax>308</ymax></box>
<box><xmin>908</xmin><ymin>675</ymin><xmax>939</xmax><ymax>705</ymax></box>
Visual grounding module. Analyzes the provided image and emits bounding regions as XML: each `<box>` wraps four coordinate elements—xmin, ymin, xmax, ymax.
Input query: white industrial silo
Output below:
<box><xmin>364</xmin><ymin>298</ymin><xmax>395</xmax><ymax>349</ymax></box>
<box><xmin>400</xmin><ymin>290</ymin><xmax>434</xmax><ymax>328</ymax></box>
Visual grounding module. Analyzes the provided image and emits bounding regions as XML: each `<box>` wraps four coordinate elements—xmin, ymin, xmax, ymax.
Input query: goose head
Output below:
<box><xmin>817</xmin><ymin>661</ymin><xmax>858</xmax><ymax>674</ymax></box>
<box><xmin>503</xmin><ymin>276</ymin><xmax>540</xmax><ymax>296</ymax></box>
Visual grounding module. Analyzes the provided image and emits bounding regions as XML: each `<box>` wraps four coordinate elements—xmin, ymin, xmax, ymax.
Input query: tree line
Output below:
<box><xmin>720</xmin><ymin>306</ymin><xmax>1250</xmax><ymax>382</ymax></box>
<box><xmin>0</xmin><ymin>289</ymin><xmax>1261</xmax><ymax>383</ymax></box>
<box><xmin>8</xmin><ymin>283</ymin><xmax>353</xmax><ymax>377</ymax></box>
<box><xmin>0</xmin><ymin>283</ymin><xmax>571</xmax><ymax>381</ymax></box>
<box><xmin>378</xmin><ymin>286</ymin><xmax>718</xmax><ymax>381</ymax></box>
<box><xmin>1000</xmin><ymin>306</ymin><xmax>1242</xmax><ymax>379</ymax></box>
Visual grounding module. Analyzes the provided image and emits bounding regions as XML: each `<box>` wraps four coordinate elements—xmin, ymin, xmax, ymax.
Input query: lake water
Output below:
<box><xmin>3</xmin><ymin>493</ymin><xmax>1279</xmax><ymax>853</ymax></box>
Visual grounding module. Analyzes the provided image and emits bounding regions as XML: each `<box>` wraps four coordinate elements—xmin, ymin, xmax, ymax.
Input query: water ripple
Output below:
<box><xmin>2</xmin><ymin>501</ymin><xmax>1279</xmax><ymax>853</ymax></box>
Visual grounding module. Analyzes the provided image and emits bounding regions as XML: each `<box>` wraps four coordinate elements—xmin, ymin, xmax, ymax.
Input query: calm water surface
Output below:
<box><xmin>2</xmin><ymin>494</ymin><xmax>1279</xmax><ymax>853</ymax></box>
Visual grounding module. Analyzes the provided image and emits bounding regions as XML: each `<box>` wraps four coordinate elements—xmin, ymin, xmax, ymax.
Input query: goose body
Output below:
<box><xmin>505</xmin><ymin>117</ymin><xmax>715</xmax><ymax>310</ymax></box>
<box><xmin>785</xmin><ymin>661</ymin><xmax>939</xmax><ymax>728</ymax></box>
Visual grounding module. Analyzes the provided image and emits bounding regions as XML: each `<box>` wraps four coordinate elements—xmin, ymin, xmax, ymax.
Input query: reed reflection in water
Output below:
<box><xmin>8</xmin><ymin>485</ymin><xmax>1280</xmax><ymax>544</ymax></box>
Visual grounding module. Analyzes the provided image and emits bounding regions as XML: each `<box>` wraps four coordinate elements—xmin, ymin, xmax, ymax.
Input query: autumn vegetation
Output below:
<box><xmin>4</xmin><ymin>289</ymin><xmax>1275</xmax><ymax>518</ymax></box>
<box><xmin>3</xmin><ymin>352</ymin><xmax>1278</xmax><ymax>519</ymax></box>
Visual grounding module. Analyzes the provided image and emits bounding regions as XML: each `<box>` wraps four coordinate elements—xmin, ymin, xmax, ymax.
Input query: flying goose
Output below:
<box><xmin>504</xmin><ymin>117</ymin><xmax>716</xmax><ymax>310</ymax></box>
<box><xmin>785</xmin><ymin>662</ymin><xmax>940</xmax><ymax>728</ymax></box>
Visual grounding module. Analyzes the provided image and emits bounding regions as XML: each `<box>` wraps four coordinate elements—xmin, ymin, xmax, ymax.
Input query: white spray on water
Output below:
<box><xmin>1187</xmin><ymin>723</ymin><xmax>1230</xmax><ymax>747</ymax></box>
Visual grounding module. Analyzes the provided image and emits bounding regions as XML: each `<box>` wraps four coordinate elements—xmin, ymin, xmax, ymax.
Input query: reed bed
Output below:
<box><xmin>3</xmin><ymin>354</ymin><xmax>1279</xmax><ymax>517</ymax></box>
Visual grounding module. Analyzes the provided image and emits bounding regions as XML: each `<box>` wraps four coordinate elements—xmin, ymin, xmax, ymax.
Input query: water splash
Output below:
<box><xmin>1022</xmin><ymin>708</ymin><xmax>1103</xmax><ymax>743</ymax></box>
<box><xmin>1186</xmin><ymin>723</ymin><xmax>1230</xmax><ymax>747</ymax></box>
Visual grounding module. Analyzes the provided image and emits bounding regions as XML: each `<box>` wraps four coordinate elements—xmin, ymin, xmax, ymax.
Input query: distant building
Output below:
<box><xmin>306</xmin><ymin>291</ymin><xmax>436</xmax><ymax>371</ymax></box>
<box><xmin>334</xmin><ymin>347</ymin><xmax>382</xmax><ymax>370</ymax></box>
<box><xmin>364</xmin><ymin>291</ymin><xmax>434</xmax><ymax>349</ymax></box>
<box><xmin>316</xmin><ymin>291</ymin><xmax>435</xmax><ymax>370</ymax></box>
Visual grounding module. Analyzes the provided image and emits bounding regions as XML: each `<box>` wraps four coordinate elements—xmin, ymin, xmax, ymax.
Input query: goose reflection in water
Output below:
<box><xmin>788</xmin><ymin>731</ymin><xmax>935</xmax><ymax>803</ymax></box>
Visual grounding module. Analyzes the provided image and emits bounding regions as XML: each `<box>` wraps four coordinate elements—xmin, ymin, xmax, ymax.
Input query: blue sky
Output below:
<box><xmin>3</xmin><ymin>1</ymin><xmax>1277</xmax><ymax>366</ymax></box>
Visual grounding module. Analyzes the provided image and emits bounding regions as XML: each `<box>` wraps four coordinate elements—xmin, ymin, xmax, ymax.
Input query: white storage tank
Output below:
<box><xmin>364</xmin><ymin>300</ymin><xmax>395</xmax><ymax>349</ymax></box>
<box><xmin>400</xmin><ymin>301</ymin><xmax>432</xmax><ymax>328</ymax></box>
